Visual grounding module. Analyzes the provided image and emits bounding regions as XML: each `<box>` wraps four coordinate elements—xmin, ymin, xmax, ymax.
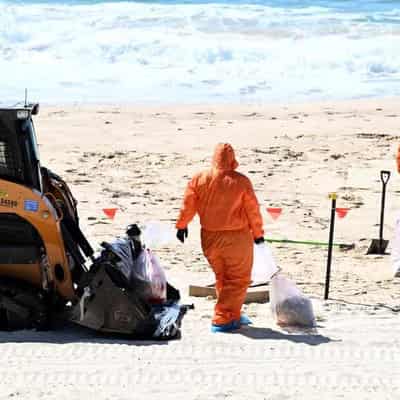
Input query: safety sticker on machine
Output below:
<box><xmin>24</xmin><ymin>199</ymin><xmax>39</xmax><ymax>212</ymax></box>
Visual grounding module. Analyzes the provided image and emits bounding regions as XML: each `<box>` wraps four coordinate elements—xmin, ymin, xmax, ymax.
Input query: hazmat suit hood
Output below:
<box><xmin>212</xmin><ymin>143</ymin><xmax>239</xmax><ymax>172</ymax></box>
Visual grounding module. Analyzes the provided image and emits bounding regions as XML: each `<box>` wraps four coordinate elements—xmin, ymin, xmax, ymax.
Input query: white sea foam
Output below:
<box><xmin>0</xmin><ymin>1</ymin><xmax>399</xmax><ymax>104</ymax></box>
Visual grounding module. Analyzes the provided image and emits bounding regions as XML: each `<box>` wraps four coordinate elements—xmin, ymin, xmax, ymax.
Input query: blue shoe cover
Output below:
<box><xmin>211</xmin><ymin>320</ymin><xmax>240</xmax><ymax>333</ymax></box>
<box><xmin>239</xmin><ymin>314</ymin><xmax>253</xmax><ymax>325</ymax></box>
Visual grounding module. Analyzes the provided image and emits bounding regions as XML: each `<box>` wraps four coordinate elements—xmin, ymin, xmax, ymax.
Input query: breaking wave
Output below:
<box><xmin>0</xmin><ymin>0</ymin><xmax>399</xmax><ymax>103</ymax></box>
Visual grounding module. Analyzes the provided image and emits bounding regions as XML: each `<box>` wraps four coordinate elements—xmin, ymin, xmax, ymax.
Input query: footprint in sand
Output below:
<box><xmin>73</xmin><ymin>179</ymin><xmax>91</xmax><ymax>184</ymax></box>
<box><xmin>96</xmin><ymin>110</ymin><xmax>120</xmax><ymax>114</ymax></box>
<box><xmin>48</xmin><ymin>111</ymin><xmax>68</xmax><ymax>117</ymax></box>
<box><xmin>356</xmin><ymin>133</ymin><xmax>390</xmax><ymax>139</ymax></box>
<box><xmin>242</xmin><ymin>112</ymin><xmax>262</xmax><ymax>118</ymax></box>
<box><xmin>153</xmin><ymin>112</ymin><xmax>171</xmax><ymax>118</ymax></box>
<box><xmin>330</xmin><ymin>154</ymin><xmax>344</xmax><ymax>160</ymax></box>
<box><xmin>193</xmin><ymin>111</ymin><xmax>215</xmax><ymax>118</ymax></box>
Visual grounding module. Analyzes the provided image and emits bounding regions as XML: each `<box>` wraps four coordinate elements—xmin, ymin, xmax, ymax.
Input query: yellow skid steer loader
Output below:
<box><xmin>0</xmin><ymin>104</ymin><xmax>190</xmax><ymax>339</ymax></box>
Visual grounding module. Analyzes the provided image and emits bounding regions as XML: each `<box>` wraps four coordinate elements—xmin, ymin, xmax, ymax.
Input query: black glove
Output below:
<box><xmin>254</xmin><ymin>237</ymin><xmax>265</xmax><ymax>244</ymax></box>
<box><xmin>177</xmin><ymin>228</ymin><xmax>188</xmax><ymax>243</ymax></box>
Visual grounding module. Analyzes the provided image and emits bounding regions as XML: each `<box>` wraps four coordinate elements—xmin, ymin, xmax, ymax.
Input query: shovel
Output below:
<box><xmin>367</xmin><ymin>170</ymin><xmax>391</xmax><ymax>255</ymax></box>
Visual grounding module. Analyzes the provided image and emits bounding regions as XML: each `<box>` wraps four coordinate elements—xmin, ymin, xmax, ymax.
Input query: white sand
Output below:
<box><xmin>1</xmin><ymin>99</ymin><xmax>399</xmax><ymax>399</ymax></box>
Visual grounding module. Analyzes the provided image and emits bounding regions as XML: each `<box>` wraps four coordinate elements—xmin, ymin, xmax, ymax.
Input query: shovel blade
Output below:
<box><xmin>366</xmin><ymin>239</ymin><xmax>389</xmax><ymax>255</ymax></box>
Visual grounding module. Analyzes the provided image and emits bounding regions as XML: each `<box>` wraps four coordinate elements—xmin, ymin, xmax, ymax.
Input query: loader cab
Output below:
<box><xmin>0</xmin><ymin>105</ymin><xmax>42</xmax><ymax>192</ymax></box>
<box><xmin>0</xmin><ymin>104</ymin><xmax>93</xmax><ymax>301</ymax></box>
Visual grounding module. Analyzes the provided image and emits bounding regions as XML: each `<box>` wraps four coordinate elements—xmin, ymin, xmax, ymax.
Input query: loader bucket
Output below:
<box><xmin>71</xmin><ymin>263</ymin><xmax>156</xmax><ymax>335</ymax></box>
<box><xmin>71</xmin><ymin>262</ymin><xmax>191</xmax><ymax>339</ymax></box>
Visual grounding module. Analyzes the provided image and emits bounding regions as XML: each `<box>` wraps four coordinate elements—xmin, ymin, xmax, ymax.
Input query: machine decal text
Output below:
<box><xmin>0</xmin><ymin>198</ymin><xmax>18</xmax><ymax>208</ymax></box>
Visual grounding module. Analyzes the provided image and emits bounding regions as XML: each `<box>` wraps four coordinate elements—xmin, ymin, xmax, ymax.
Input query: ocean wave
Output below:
<box><xmin>0</xmin><ymin>1</ymin><xmax>399</xmax><ymax>103</ymax></box>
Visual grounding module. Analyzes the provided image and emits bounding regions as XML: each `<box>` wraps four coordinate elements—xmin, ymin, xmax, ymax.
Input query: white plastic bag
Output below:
<box><xmin>145</xmin><ymin>248</ymin><xmax>167</xmax><ymax>303</ymax></box>
<box><xmin>270</xmin><ymin>273</ymin><xmax>316</xmax><ymax>327</ymax></box>
<box><xmin>142</xmin><ymin>221</ymin><xmax>174</xmax><ymax>248</ymax></box>
<box><xmin>134</xmin><ymin>249</ymin><xmax>167</xmax><ymax>303</ymax></box>
<box><xmin>109</xmin><ymin>239</ymin><xmax>167</xmax><ymax>303</ymax></box>
<box><xmin>251</xmin><ymin>243</ymin><xmax>279</xmax><ymax>282</ymax></box>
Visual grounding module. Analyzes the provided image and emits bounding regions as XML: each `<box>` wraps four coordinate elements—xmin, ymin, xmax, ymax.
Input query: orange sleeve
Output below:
<box><xmin>396</xmin><ymin>145</ymin><xmax>400</xmax><ymax>173</ymax></box>
<box><xmin>243</xmin><ymin>180</ymin><xmax>264</xmax><ymax>239</ymax></box>
<box><xmin>176</xmin><ymin>177</ymin><xmax>198</xmax><ymax>229</ymax></box>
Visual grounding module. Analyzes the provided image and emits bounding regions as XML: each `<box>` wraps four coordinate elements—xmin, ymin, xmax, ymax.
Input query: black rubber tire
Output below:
<box><xmin>0</xmin><ymin>279</ymin><xmax>50</xmax><ymax>331</ymax></box>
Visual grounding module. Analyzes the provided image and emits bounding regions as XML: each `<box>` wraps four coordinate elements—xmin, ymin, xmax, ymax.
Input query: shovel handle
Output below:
<box><xmin>381</xmin><ymin>170</ymin><xmax>391</xmax><ymax>185</ymax></box>
<box><xmin>378</xmin><ymin>170</ymin><xmax>390</xmax><ymax>243</ymax></box>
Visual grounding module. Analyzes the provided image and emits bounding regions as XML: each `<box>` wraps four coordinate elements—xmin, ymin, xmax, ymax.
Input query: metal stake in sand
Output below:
<box><xmin>324</xmin><ymin>193</ymin><xmax>337</xmax><ymax>300</ymax></box>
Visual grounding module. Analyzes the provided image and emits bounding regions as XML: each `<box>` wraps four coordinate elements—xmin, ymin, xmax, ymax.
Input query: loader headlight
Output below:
<box><xmin>42</xmin><ymin>211</ymin><xmax>50</xmax><ymax>219</ymax></box>
<box><xmin>17</xmin><ymin>110</ymin><xmax>30</xmax><ymax>120</ymax></box>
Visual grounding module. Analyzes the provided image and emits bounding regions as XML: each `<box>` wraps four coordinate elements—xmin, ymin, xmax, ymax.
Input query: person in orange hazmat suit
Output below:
<box><xmin>176</xmin><ymin>143</ymin><xmax>265</xmax><ymax>332</ymax></box>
